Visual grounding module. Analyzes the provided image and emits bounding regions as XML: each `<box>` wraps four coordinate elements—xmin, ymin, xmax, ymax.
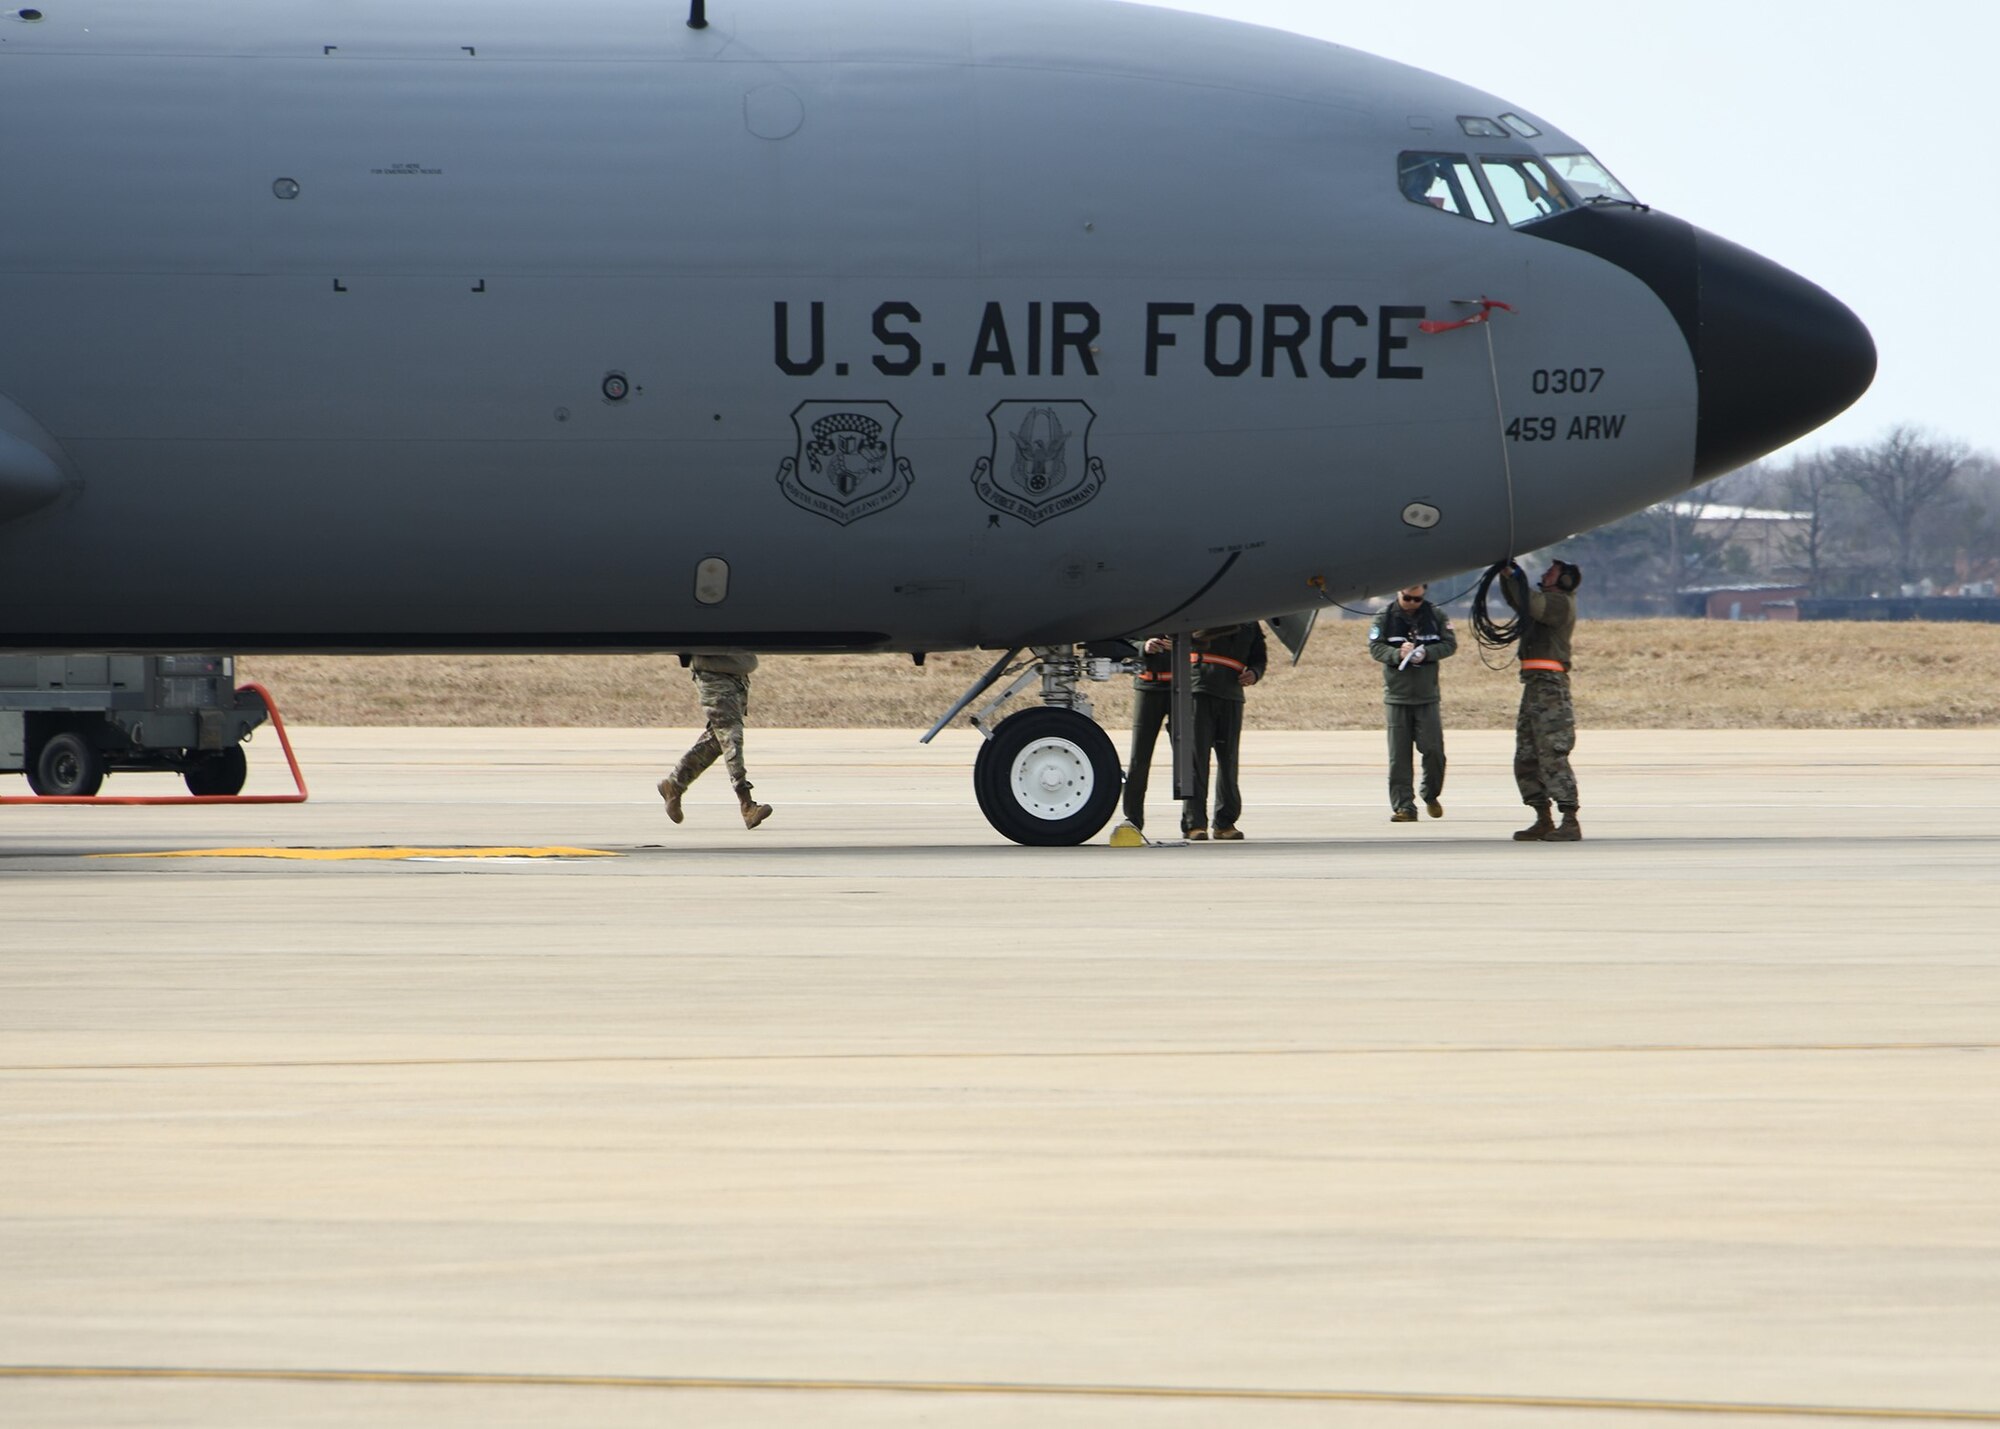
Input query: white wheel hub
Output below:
<box><xmin>1008</xmin><ymin>736</ymin><xmax>1095</xmax><ymax>820</ymax></box>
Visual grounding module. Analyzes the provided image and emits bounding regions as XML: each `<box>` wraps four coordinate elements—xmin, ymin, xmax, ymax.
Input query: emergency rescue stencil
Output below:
<box><xmin>776</xmin><ymin>402</ymin><xmax>916</xmax><ymax>525</ymax></box>
<box><xmin>970</xmin><ymin>401</ymin><xmax>1106</xmax><ymax>526</ymax></box>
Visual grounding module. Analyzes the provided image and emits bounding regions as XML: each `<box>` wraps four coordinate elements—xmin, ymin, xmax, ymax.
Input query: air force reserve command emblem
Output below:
<box><xmin>970</xmin><ymin>401</ymin><xmax>1107</xmax><ymax>526</ymax></box>
<box><xmin>776</xmin><ymin>401</ymin><xmax>916</xmax><ymax>525</ymax></box>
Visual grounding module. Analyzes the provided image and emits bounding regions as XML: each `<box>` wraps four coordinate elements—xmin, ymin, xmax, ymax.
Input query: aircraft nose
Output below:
<box><xmin>1689</xmin><ymin>227</ymin><xmax>1876</xmax><ymax>478</ymax></box>
<box><xmin>1526</xmin><ymin>207</ymin><xmax>1875</xmax><ymax>479</ymax></box>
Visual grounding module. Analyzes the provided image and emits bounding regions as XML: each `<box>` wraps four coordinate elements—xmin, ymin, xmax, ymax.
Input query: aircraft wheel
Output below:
<box><xmin>29</xmin><ymin>732</ymin><xmax>106</xmax><ymax>798</ymax></box>
<box><xmin>972</xmin><ymin>708</ymin><xmax>1121</xmax><ymax>846</ymax></box>
<box><xmin>184</xmin><ymin>746</ymin><xmax>248</xmax><ymax>797</ymax></box>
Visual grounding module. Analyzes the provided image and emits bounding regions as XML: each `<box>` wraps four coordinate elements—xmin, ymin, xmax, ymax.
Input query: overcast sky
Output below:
<box><xmin>1138</xmin><ymin>0</ymin><xmax>1998</xmax><ymax>465</ymax></box>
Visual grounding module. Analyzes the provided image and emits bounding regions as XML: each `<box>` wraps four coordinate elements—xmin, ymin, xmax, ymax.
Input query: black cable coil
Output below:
<box><xmin>1470</xmin><ymin>560</ymin><xmax>1524</xmax><ymax>653</ymax></box>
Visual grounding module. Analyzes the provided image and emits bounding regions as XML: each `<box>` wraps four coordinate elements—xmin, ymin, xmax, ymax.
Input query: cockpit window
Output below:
<box><xmin>1480</xmin><ymin>155</ymin><xmax>1573</xmax><ymax>225</ymax></box>
<box><xmin>1544</xmin><ymin>152</ymin><xmax>1638</xmax><ymax>205</ymax></box>
<box><xmin>1457</xmin><ymin>116</ymin><xmax>1510</xmax><ymax>138</ymax></box>
<box><xmin>1398</xmin><ymin>151</ymin><xmax>1495</xmax><ymax>224</ymax></box>
<box><xmin>1499</xmin><ymin>113</ymin><xmax>1542</xmax><ymax>138</ymax></box>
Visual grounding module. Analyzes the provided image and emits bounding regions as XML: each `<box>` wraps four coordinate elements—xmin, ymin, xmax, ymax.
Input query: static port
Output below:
<box><xmin>602</xmin><ymin>373</ymin><xmax>630</xmax><ymax>402</ymax></box>
<box><xmin>694</xmin><ymin>557</ymin><xmax>729</xmax><ymax>605</ymax></box>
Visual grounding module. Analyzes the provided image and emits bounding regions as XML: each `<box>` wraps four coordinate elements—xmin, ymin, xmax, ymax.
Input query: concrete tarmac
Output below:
<box><xmin>3</xmin><ymin>727</ymin><xmax>1999</xmax><ymax>1427</ymax></box>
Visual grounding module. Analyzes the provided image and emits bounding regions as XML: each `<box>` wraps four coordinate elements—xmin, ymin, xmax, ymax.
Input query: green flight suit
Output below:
<box><xmin>1368</xmin><ymin>597</ymin><xmax>1457</xmax><ymax>814</ymax></box>
<box><xmin>1182</xmin><ymin>623</ymin><xmax>1267</xmax><ymax>834</ymax></box>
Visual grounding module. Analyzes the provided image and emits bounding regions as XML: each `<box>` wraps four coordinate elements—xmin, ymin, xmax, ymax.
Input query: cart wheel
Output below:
<box><xmin>184</xmin><ymin>745</ymin><xmax>248</xmax><ymax>797</ymax></box>
<box><xmin>29</xmin><ymin>732</ymin><xmax>106</xmax><ymax>798</ymax></box>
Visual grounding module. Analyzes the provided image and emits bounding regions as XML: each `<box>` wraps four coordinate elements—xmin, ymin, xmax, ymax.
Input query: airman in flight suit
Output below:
<box><xmin>1368</xmin><ymin>583</ymin><xmax>1457</xmax><ymax>822</ymax></box>
<box><xmin>1182</xmin><ymin>622</ymin><xmax>1267</xmax><ymax>841</ymax></box>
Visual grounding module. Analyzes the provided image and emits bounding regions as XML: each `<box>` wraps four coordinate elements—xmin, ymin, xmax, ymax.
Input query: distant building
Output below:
<box><xmin>1667</xmin><ymin>502</ymin><xmax>1810</xmax><ymax>581</ymax></box>
<box><xmin>1676</xmin><ymin>584</ymin><xmax>1809</xmax><ymax>621</ymax></box>
<box><xmin>1800</xmin><ymin>596</ymin><xmax>2000</xmax><ymax>622</ymax></box>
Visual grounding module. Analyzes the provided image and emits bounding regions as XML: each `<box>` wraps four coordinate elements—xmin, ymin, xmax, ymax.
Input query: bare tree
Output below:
<box><xmin>1949</xmin><ymin>455</ymin><xmax>2000</xmax><ymax>588</ymax></box>
<box><xmin>1546</xmin><ymin>487</ymin><xmax>1754</xmax><ymax>615</ymax></box>
<box><xmin>1826</xmin><ymin>426</ymin><xmax>1969</xmax><ymax>588</ymax></box>
<box><xmin>1662</xmin><ymin>495</ymin><xmax>1752</xmax><ymax>592</ymax></box>
<box><xmin>1777</xmin><ymin>452</ymin><xmax>1843</xmax><ymax>593</ymax></box>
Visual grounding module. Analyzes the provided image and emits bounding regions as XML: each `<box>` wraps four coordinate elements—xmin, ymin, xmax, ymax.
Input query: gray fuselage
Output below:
<box><xmin>0</xmin><ymin>0</ymin><xmax>1872</xmax><ymax>653</ymax></box>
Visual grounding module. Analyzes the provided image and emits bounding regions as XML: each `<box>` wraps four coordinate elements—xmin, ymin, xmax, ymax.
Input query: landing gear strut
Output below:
<box><xmin>926</xmin><ymin>644</ymin><xmax>1127</xmax><ymax>846</ymax></box>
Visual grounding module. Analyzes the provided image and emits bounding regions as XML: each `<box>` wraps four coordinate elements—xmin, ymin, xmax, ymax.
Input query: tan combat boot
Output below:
<box><xmin>657</xmin><ymin>777</ymin><xmax>685</xmax><ymax>824</ymax></box>
<box><xmin>736</xmin><ymin>785</ymin><xmax>773</xmax><ymax>830</ymax></box>
<box><xmin>1512</xmin><ymin>803</ymin><xmax>1555</xmax><ymax>841</ymax></box>
<box><xmin>1546</xmin><ymin>809</ymin><xmax>1582</xmax><ymax>842</ymax></box>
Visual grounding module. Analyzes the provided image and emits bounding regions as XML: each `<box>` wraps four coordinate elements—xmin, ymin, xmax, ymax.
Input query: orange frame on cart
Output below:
<box><xmin>0</xmin><ymin>682</ymin><xmax>309</xmax><ymax>805</ymax></box>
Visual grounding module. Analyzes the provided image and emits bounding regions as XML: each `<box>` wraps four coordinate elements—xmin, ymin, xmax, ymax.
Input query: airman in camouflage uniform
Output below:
<box><xmin>658</xmin><ymin>651</ymin><xmax>772</xmax><ymax>829</ymax></box>
<box><xmin>1500</xmin><ymin>560</ymin><xmax>1581</xmax><ymax>841</ymax></box>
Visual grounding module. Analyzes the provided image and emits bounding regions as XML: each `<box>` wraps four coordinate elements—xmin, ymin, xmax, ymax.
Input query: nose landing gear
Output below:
<box><xmin>973</xmin><ymin>706</ymin><xmax>1121</xmax><ymax>846</ymax></box>
<box><xmin>927</xmin><ymin>644</ymin><xmax>1127</xmax><ymax>846</ymax></box>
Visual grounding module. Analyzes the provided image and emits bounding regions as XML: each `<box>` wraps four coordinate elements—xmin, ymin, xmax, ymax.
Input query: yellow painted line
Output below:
<box><xmin>0</xmin><ymin>1367</ymin><xmax>1994</xmax><ymax>1419</ymax></box>
<box><xmin>90</xmin><ymin>846</ymin><xmax>619</xmax><ymax>862</ymax></box>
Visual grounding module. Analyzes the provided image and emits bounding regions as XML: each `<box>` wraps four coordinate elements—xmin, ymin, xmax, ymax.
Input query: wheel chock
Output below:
<box><xmin>1107</xmin><ymin>821</ymin><xmax>1146</xmax><ymax>848</ymax></box>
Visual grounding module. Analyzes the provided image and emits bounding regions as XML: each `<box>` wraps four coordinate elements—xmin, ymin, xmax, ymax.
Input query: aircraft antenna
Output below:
<box><xmin>687</xmin><ymin>1</ymin><xmax>708</xmax><ymax>29</ymax></box>
<box><xmin>1420</xmin><ymin>297</ymin><xmax>1519</xmax><ymax>561</ymax></box>
<box><xmin>1482</xmin><ymin>319</ymin><xmax>1518</xmax><ymax>558</ymax></box>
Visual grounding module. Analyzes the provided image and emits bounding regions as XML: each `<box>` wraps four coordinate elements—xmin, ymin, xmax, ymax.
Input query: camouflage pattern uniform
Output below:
<box><xmin>1501</xmin><ymin>568</ymin><xmax>1579</xmax><ymax>812</ymax></box>
<box><xmin>1514</xmin><ymin>672</ymin><xmax>1577</xmax><ymax>808</ymax></box>
<box><xmin>668</xmin><ymin>651</ymin><xmax>760</xmax><ymax>799</ymax></box>
<box><xmin>1182</xmin><ymin>623</ymin><xmax>1268</xmax><ymax>836</ymax></box>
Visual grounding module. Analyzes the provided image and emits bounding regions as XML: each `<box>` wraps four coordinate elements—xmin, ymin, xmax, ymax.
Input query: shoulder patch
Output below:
<box><xmin>1368</xmin><ymin>626</ymin><xmax>1380</xmax><ymax>640</ymax></box>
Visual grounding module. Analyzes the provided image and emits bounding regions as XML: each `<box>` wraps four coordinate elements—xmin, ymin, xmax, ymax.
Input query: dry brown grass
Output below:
<box><xmin>237</xmin><ymin>620</ymin><xmax>2000</xmax><ymax>731</ymax></box>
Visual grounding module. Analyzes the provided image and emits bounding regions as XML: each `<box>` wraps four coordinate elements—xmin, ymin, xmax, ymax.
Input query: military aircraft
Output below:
<box><xmin>0</xmin><ymin>0</ymin><xmax>1874</xmax><ymax>843</ymax></box>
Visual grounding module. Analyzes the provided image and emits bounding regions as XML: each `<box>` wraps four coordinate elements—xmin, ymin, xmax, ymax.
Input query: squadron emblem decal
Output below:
<box><xmin>776</xmin><ymin>401</ymin><xmax>916</xmax><ymax>525</ymax></box>
<box><xmin>970</xmin><ymin>401</ymin><xmax>1106</xmax><ymax>526</ymax></box>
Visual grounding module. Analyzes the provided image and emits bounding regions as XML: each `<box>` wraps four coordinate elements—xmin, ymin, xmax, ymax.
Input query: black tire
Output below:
<box><xmin>972</xmin><ymin>733</ymin><xmax>1004</xmax><ymax>831</ymax></box>
<box><xmin>184</xmin><ymin>745</ymin><xmax>248</xmax><ymax>797</ymax></box>
<box><xmin>29</xmin><ymin>731</ymin><xmax>106</xmax><ymax>798</ymax></box>
<box><xmin>971</xmin><ymin>707</ymin><xmax>1122</xmax><ymax>846</ymax></box>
